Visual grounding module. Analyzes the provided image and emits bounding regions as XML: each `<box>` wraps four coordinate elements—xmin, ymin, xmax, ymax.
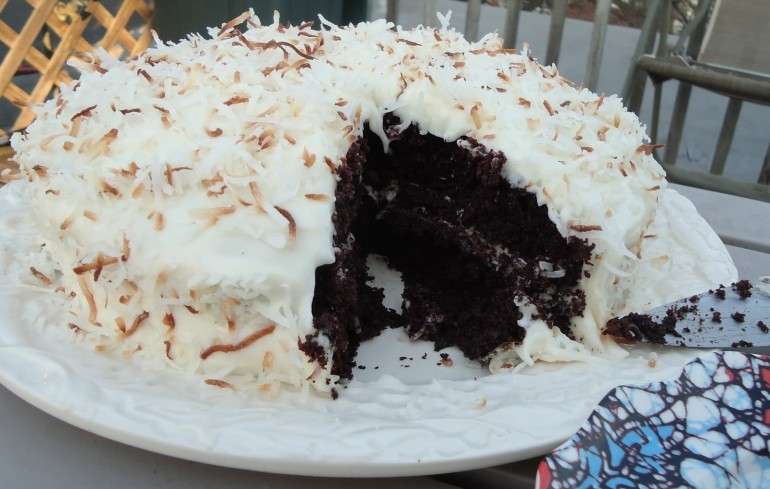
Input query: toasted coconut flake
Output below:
<box><xmin>162</xmin><ymin>312</ymin><xmax>175</xmax><ymax>329</ymax></box>
<box><xmin>45</xmin><ymin>189</ymin><xmax>60</xmax><ymax>196</ymax></box>
<box><xmin>323</xmin><ymin>157</ymin><xmax>336</xmax><ymax>173</ymax></box>
<box><xmin>283</xmin><ymin>133</ymin><xmax>296</xmax><ymax>145</ymax></box>
<box><xmin>334</xmin><ymin>99</ymin><xmax>347</xmax><ymax>107</ymax></box>
<box><xmin>223</xmin><ymin>298</ymin><xmax>240</xmax><ymax>331</ymax></box>
<box><xmin>218</xmin><ymin>10</ymin><xmax>251</xmax><ymax>36</ymax></box>
<box><xmin>191</xmin><ymin>206</ymin><xmax>236</xmax><ymax>226</ymax></box>
<box><xmin>396</xmin><ymin>38</ymin><xmax>421</xmax><ymax>46</ymax></box>
<box><xmin>497</xmin><ymin>71</ymin><xmax>510</xmax><ymax>82</ymax></box>
<box><xmin>115</xmin><ymin>317</ymin><xmax>127</xmax><ymax>333</ymax></box>
<box><xmin>152</xmin><ymin>104</ymin><xmax>169</xmax><ymax>114</ymax></box>
<box><xmin>205</xmin><ymin>379</ymin><xmax>234</xmax><ymax>389</ymax></box>
<box><xmin>118</xmin><ymin>162</ymin><xmax>139</xmax><ymax>178</ymax></box>
<box><xmin>60</xmin><ymin>217</ymin><xmax>73</xmax><ymax>231</ymax></box>
<box><xmin>68</xmin><ymin>323</ymin><xmax>83</xmax><ymax>334</ymax></box>
<box><xmin>83</xmin><ymin>210</ymin><xmax>98</xmax><ymax>221</ymax></box>
<box><xmin>164</xmin><ymin>165</ymin><xmax>193</xmax><ymax>186</ymax></box>
<box><xmin>71</xmin><ymin>105</ymin><xmax>97</xmax><ymax>121</ymax></box>
<box><xmin>185</xmin><ymin>305</ymin><xmax>199</xmax><ymax>315</ymax></box>
<box><xmin>581</xmin><ymin>146</ymin><xmax>594</xmax><ymax>153</ymax></box>
<box><xmin>73</xmin><ymin>253</ymin><xmax>119</xmax><ymax>281</ymax></box>
<box><xmin>201</xmin><ymin>174</ymin><xmax>224</xmax><ymax>188</ymax></box>
<box><xmin>200</xmin><ymin>324</ymin><xmax>276</xmax><ymax>360</ymax></box>
<box><xmin>63</xmin><ymin>141</ymin><xmax>74</xmax><ymax>151</ymax></box>
<box><xmin>121</xmin><ymin>235</ymin><xmax>130</xmax><ymax>262</ymax></box>
<box><xmin>207</xmin><ymin>186</ymin><xmax>227</xmax><ymax>197</ymax></box>
<box><xmin>123</xmin><ymin>311</ymin><xmax>149</xmax><ymax>336</ymax></box>
<box><xmin>636</xmin><ymin>143</ymin><xmax>664</xmax><ymax>155</ymax></box>
<box><xmin>647</xmin><ymin>185</ymin><xmax>661</xmax><ymax>191</ymax></box>
<box><xmin>613</xmin><ymin>114</ymin><xmax>621</xmax><ymax>128</ymax></box>
<box><xmin>302</xmin><ymin>147</ymin><xmax>316</xmax><ymax>167</ymax></box>
<box><xmin>164</xmin><ymin>340</ymin><xmax>174</xmax><ymax>359</ymax></box>
<box><xmin>597</xmin><ymin>126</ymin><xmax>609</xmax><ymax>141</ymax></box>
<box><xmin>224</xmin><ymin>95</ymin><xmax>249</xmax><ymax>106</ymax></box>
<box><xmin>569</xmin><ymin>223</ymin><xmax>603</xmax><ymax>233</ymax></box>
<box><xmin>100</xmin><ymin>180</ymin><xmax>121</xmax><ymax>197</ymax></box>
<box><xmin>274</xmin><ymin>206</ymin><xmax>296</xmax><ymax>240</ymax></box>
<box><xmin>68</xmin><ymin>117</ymin><xmax>82</xmax><ymax>137</ymax></box>
<box><xmin>30</xmin><ymin>267</ymin><xmax>51</xmax><ymax>285</ymax></box>
<box><xmin>32</xmin><ymin>165</ymin><xmax>48</xmax><ymax>178</ymax></box>
<box><xmin>248</xmin><ymin>182</ymin><xmax>265</xmax><ymax>211</ymax></box>
<box><xmin>120</xmin><ymin>108</ymin><xmax>141</xmax><ymax>115</ymax></box>
<box><xmin>206</xmin><ymin>128</ymin><xmax>223</xmax><ymax>138</ymax></box>
<box><xmin>154</xmin><ymin>212</ymin><xmax>165</xmax><ymax>231</ymax></box>
<box><xmin>337</xmin><ymin>111</ymin><xmax>348</xmax><ymax>121</ymax></box>
<box><xmin>518</xmin><ymin>98</ymin><xmax>531</xmax><ymax>108</ymax></box>
<box><xmin>137</xmin><ymin>69</ymin><xmax>152</xmax><ymax>82</ymax></box>
<box><xmin>470</xmin><ymin>103</ymin><xmax>482</xmax><ymax>129</ymax></box>
<box><xmin>304</xmin><ymin>193</ymin><xmax>328</xmax><ymax>201</ymax></box>
<box><xmin>262</xmin><ymin>351</ymin><xmax>274</xmax><ymax>370</ymax></box>
<box><xmin>543</xmin><ymin>100</ymin><xmax>555</xmax><ymax>116</ymax></box>
<box><xmin>131</xmin><ymin>184</ymin><xmax>144</xmax><ymax>199</ymax></box>
<box><xmin>119</xmin><ymin>295</ymin><xmax>131</xmax><ymax>305</ymax></box>
<box><xmin>78</xmin><ymin>276</ymin><xmax>98</xmax><ymax>324</ymax></box>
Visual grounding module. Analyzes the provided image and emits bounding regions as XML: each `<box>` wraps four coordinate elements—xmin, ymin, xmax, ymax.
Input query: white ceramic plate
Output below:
<box><xmin>0</xmin><ymin>183</ymin><xmax>725</xmax><ymax>477</ymax></box>
<box><xmin>0</xmin><ymin>281</ymin><xmax>701</xmax><ymax>477</ymax></box>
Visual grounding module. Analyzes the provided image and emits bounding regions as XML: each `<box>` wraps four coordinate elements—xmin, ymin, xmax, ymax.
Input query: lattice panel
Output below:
<box><xmin>0</xmin><ymin>0</ymin><xmax>153</xmax><ymax>139</ymax></box>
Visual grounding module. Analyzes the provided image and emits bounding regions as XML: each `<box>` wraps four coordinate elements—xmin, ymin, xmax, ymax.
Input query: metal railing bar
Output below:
<box><xmin>673</xmin><ymin>0</ymin><xmax>714</xmax><ymax>54</ymax></box>
<box><xmin>386</xmin><ymin>0</ymin><xmax>398</xmax><ymax>24</ymax></box>
<box><xmin>710</xmin><ymin>97</ymin><xmax>743</xmax><ymax>175</ymax></box>
<box><xmin>759</xmin><ymin>143</ymin><xmax>770</xmax><ymax>185</ymax></box>
<box><xmin>663</xmin><ymin>82</ymin><xmax>692</xmax><ymax>165</ymax></box>
<box><xmin>502</xmin><ymin>0</ymin><xmax>522</xmax><ymax>49</ymax></box>
<box><xmin>545</xmin><ymin>0</ymin><xmax>567</xmax><ymax>66</ymax></box>
<box><xmin>621</xmin><ymin>0</ymin><xmax>663</xmax><ymax>109</ymax></box>
<box><xmin>583</xmin><ymin>0</ymin><xmax>611</xmax><ymax>91</ymax></box>
<box><xmin>465</xmin><ymin>0</ymin><xmax>481</xmax><ymax>42</ymax></box>
<box><xmin>422</xmin><ymin>0</ymin><xmax>437</xmax><ymax>27</ymax></box>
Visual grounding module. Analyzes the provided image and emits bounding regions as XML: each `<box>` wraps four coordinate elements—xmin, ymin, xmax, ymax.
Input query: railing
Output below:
<box><xmin>384</xmin><ymin>0</ymin><xmax>614</xmax><ymax>92</ymax></box>
<box><xmin>381</xmin><ymin>0</ymin><xmax>770</xmax><ymax>204</ymax></box>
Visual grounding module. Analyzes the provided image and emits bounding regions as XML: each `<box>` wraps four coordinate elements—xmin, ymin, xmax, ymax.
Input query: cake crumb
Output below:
<box><xmin>439</xmin><ymin>353</ymin><xmax>453</xmax><ymax>367</ymax></box>
<box><xmin>647</xmin><ymin>352</ymin><xmax>658</xmax><ymax>368</ymax></box>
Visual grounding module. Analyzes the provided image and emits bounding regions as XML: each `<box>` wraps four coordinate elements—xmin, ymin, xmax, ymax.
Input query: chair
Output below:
<box><xmin>623</xmin><ymin>0</ymin><xmax>770</xmax><ymax>202</ymax></box>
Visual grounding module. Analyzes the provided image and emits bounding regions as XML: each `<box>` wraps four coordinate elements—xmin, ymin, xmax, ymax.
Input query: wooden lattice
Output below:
<box><xmin>0</xmin><ymin>0</ymin><xmax>153</xmax><ymax>139</ymax></box>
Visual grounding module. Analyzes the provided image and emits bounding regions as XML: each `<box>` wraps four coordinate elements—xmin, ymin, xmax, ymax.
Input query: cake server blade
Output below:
<box><xmin>605</xmin><ymin>277</ymin><xmax>770</xmax><ymax>349</ymax></box>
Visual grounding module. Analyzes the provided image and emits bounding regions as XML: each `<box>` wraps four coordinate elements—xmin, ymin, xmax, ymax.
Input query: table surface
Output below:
<box><xmin>1</xmin><ymin>184</ymin><xmax>768</xmax><ymax>489</ymax></box>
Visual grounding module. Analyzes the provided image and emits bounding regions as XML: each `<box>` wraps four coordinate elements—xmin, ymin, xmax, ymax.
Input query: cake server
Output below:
<box><xmin>605</xmin><ymin>277</ymin><xmax>770</xmax><ymax>349</ymax></box>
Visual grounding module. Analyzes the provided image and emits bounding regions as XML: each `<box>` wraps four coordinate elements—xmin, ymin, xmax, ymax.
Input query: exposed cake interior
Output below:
<box><xmin>305</xmin><ymin>115</ymin><xmax>595</xmax><ymax>380</ymax></box>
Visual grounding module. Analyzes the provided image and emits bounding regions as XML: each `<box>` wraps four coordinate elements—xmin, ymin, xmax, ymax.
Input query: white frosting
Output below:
<box><xmin>10</xmin><ymin>11</ymin><xmax>736</xmax><ymax>394</ymax></box>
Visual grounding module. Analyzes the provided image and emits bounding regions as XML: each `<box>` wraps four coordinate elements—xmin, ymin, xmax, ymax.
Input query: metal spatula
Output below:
<box><xmin>605</xmin><ymin>277</ymin><xmax>770</xmax><ymax>349</ymax></box>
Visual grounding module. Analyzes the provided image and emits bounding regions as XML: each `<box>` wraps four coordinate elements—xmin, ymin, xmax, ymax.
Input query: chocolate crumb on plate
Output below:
<box><xmin>731</xmin><ymin>312</ymin><xmax>746</xmax><ymax>323</ymax></box>
<box><xmin>733</xmin><ymin>280</ymin><xmax>752</xmax><ymax>299</ymax></box>
<box><xmin>758</xmin><ymin>321</ymin><xmax>769</xmax><ymax>334</ymax></box>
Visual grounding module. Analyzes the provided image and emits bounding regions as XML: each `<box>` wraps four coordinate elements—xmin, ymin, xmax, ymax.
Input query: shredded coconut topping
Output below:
<box><xmin>12</xmin><ymin>10</ymin><xmax>671</xmax><ymax>394</ymax></box>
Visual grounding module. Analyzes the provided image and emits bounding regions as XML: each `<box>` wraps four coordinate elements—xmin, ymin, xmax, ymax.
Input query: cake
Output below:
<box><xmin>8</xmin><ymin>11</ymin><xmax>736</xmax><ymax>397</ymax></box>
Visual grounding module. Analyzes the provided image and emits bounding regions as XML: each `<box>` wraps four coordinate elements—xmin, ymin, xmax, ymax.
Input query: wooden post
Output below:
<box><xmin>545</xmin><ymin>0</ymin><xmax>567</xmax><ymax>66</ymax></box>
<box><xmin>583</xmin><ymin>0</ymin><xmax>611</xmax><ymax>91</ymax></box>
<box><xmin>465</xmin><ymin>0</ymin><xmax>482</xmax><ymax>42</ymax></box>
<box><xmin>710</xmin><ymin>98</ymin><xmax>743</xmax><ymax>175</ymax></box>
<box><xmin>502</xmin><ymin>0</ymin><xmax>522</xmax><ymax>49</ymax></box>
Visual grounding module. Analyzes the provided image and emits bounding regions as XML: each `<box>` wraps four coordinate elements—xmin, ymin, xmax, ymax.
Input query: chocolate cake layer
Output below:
<box><xmin>309</xmin><ymin>115</ymin><xmax>593</xmax><ymax>380</ymax></box>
